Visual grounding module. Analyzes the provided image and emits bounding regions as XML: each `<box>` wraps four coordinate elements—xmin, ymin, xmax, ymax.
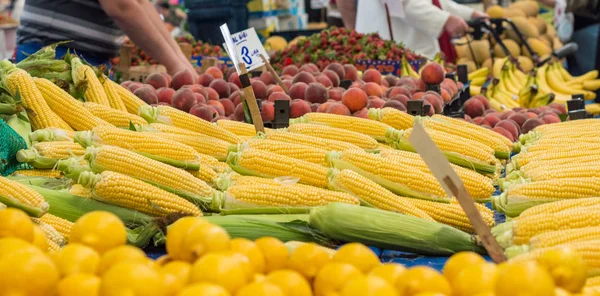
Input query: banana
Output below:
<box><xmin>546</xmin><ymin>65</ymin><xmax>596</xmax><ymax>100</ymax></box>
<box><xmin>569</xmin><ymin>70</ymin><xmax>599</xmax><ymax>84</ymax></box>
<box><xmin>512</xmin><ymin>65</ymin><xmax>527</xmax><ymax>81</ymax></box>
<box><xmin>501</xmin><ymin>70</ymin><xmax>521</xmax><ymax>94</ymax></box>
<box><xmin>583</xmin><ymin>79</ymin><xmax>600</xmax><ymax>91</ymax></box>
<box><xmin>550</xmin><ymin>63</ymin><xmax>565</xmax><ymax>83</ymax></box>
<box><xmin>517</xmin><ymin>86</ymin><xmax>534</xmax><ymax>108</ymax></box>
<box><xmin>470</xmin><ymin>85</ymin><xmax>482</xmax><ymax>96</ymax></box>
<box><xmin>585</xmin><ymin>103</ymin><xmax>600</xmax><ymax>115</ymax></box>
<box><xmin>530</xmin><ymin>92</ymin><xmax>555</xmax><ymax>107</ymax></box>
<box><xmin>557</xmin><ymin>64</ymin><xmax>574</xmax><ymax>81</ymax></box>
<box><xmin>507</xmin><ymin>67</ymin><xmax>524</xmax><ymax>89</ymax></box>
<box><xmin>471</xmin><ymin>77</ymin><xmax>487</xmax><ymax>86</ymax></box>
<box><xmin>493</xmin><ymin>57</ymin><xmax>507</xmax><ymax>78</ymax></box>
<box><xmin>468</xmin><ymin>67</ymin><xmax>489</xmax><ymax>80</ymax></box>
<box><xmin>489</xmin><ymin>98</ymin><xmax>505</xmax><ymax>111</ymax></box>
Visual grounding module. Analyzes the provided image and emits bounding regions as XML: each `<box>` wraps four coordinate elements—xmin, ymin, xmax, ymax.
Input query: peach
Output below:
<box><xmin>310</xmin><ymin>103</ymin><xmax>320</xmax><ymax>112</ymax></box>
<box><xmin>260</xmin><ymin>101</ymin><xmax>275</xmax><ymax>122</ymax></box>
<box><xmin>342</xmin><ymin>88</ymin><xmax>368</xmax><ymax>113</ymax></box>
<box><xmin>527</xmin><ymin>108</ymin><xmax>541</xmax><ymax>115</ymax></box>
<box><xmin>219</xmin><ymin>99</ymin><xmax>235</xmax><ymax>116</ymax></box>
<box><xmin>315</xmin><ymin>74</ymin><xmax>333</xmax><ymax>88</ymax></box>
<box><xmin>390</xmin><ymin>94</ymin><xmax>410</xmax><ymax>108</ymax></box>
<box><xmin>205</xmin><ymin>87</ymin><xmax>219</xmax><ymax>101</ymax></box>
<box><xmin>183</xmin><ymin>84</ymin><xmax>208</xmax><ymax>99</ymax></box>
<box><xmin>362</xmin><ymin>69</ymin><xmax>382</xmax><ymax>85</ymax></box>
<box><xmin>525</xmin><ymin>112</ymin><xmax>538</xmax><ymax>119</ymax></box>
<box><xmin>289</xmin><ymin>82</ymin><xmax>309</xmax><ymax>100</ymax></box>
<box><xmin>229</xmin><ymin>91</ymin><xmax>243</xmax><ymax>106</ymax></box>
<box><xmin>368</xmin><ymin>97</ymin><xmax>386</xmax><ymax>108</ymax></box>
<box><xmin>259</xmin><ymin>71</ymin><xmax>275</xmax><ymax>85</ymax></box>
<box><xmin>133</xmin><ymin>86</ymin><xmax>158</xmax><ymax>105</ymax></box>
<box><xmin>484</xmin><ymin>113</ymin><xmax>501</xmax><ymax>127</ymax></box>
<box><xmin>522</xmin><ymin>118</ymin><xmax>544</xmax><ymax>134</ymax></box>
<box><xmin>171</xmin><ymin>88</ymin><xmax>197</xmax><ymax>112</ymax></box>
<box><xmin>499</xmin><ymin>110</ymin><xmax>515</xmax><ymax>120</ymax></box>
<box><xmin>464</xmin><ymin>98</ymin><xmax>486</xmax><ymax>118</ymax></box>
<box><xmin>145</xmin><ymin>73</ymin><xmax>169</xmax><ymax>89</ymax></box>
<box><xmin>382</xmin><ymin>100</ymin><xmax>407</xmax><ymax>112</ymax></box>
<box><xmin>282</xmin><ymin>65</ymin><xmax>299</xmax><ymax>76</ymax></box>
<box><xmin>157</xmin><ymin>87</ymin><xmax>175</xmax><ymax>105</ymax></box>
<box><xmin>290</xmin><ymin>99</ymin><xmax>311</xmax><ymax>118</ymax></box>
<box><xmin>268</xmin><ymin>92</ymin><xmax>292</xmax><ymax>102</ymax></box>
<box><xmin>420</xmin><ymin>63</ymin><xmax>445</xmax><ymax>85</ymax></box>
<box><xmin>386</xmin><ymin>86</ymin><xmax>411</xmax><ymax>99</ymax></box>
<box><xmin>508</xmin><ymin>113</ymin><xmax>528</xmax><ymax>127</ymax></box>
<box><xmin>171</xmin><ymin>69</ymin><xmax>195</xmax><ymax>90</ymax></box>
<box><xmin>127</xmin><ymin>82</ymin><xmax>144</xmax><ymax>93</ymax></box>
<box><xmin>299</xmin><ymin>63</ymin><xmax>319</xmax><ymax>74</ymax></box>
<box><xmin>205</xmin><ymin>66</ymin><xmax>223</xmax><ymax>79</ymax></box>
<box><xmin>328</xmin><ymin>88</ymin><xmax>344</xmax><ymax>101</ymax></box>
<box><xmin>353</xmin><ymin>108</ymin><xmax>369</xmax><ymax>118</ymax></box>
<box><xmin>120</xmin><ymin>81</ymin><xmax>133</xmax><ymax>88</ymax></box>
<box><xmin>229</xmin><ymin>83</ymin><xmax>239</xmax><ymax>93</ymax></box>
<box><xmin>548</xmin><ymin>103</ymin><xmax>567</xmax><ymax>114</ymax></box>
<box><xmin>423</xmin><ymin>93</ymin><xmax>444</xmax><ymax>114</ymax></box>
<box><xmin>251</xmin><ymin>80</ymin><xmax>268</xmax><ymax>99</ymax></box>
<box><xmin>493</xmin><ymin>127</ymin><xmax>514</xmax><ymax>141</ymax></box>
<box><xmin>412</xmin><ymin>92</ymin><xmax>426</xmax><ymax>101</ymax></box>
<box><xmin>325</xmin><ymin>63</ymin><xmax>345</xmax><ymax>81</ymax></box>
<box><xmin>397</xmin><ymin>77</ymin><xmax>417</xmax><ymax>91</ymax></box>
<box><xmin>322</xmin><ymin>69</ymin><xmax>340</xmax><ymax>87</ymax></box>
<box><xmin>473</xmin><ymin>117</ymin><xmax>487</xmax><ymax>126</ymax></box>
<box><xmin>540</xmin><ymin>113</ymin><xmax>561</xmax><ymax>124</ymax></box>
<box><xmin>471</xmin><ymin>95</ymin><xmax>490</xmax><ymax>110</ymax></box>
<box><xmin>440</xmin><ymin>79</ymin><xmax>458</xmax><ymax>97</ymax></box>
<box><xmin>197</xmin><ymin>73</ymin><xmax>214</xmax><ymax>87</ymax></box>
<box><xmin>422</xmin><ymin>100</ymin><xmax>435</xmax><ymax>116</ymax></box>
<box><xmin>193</xmin><ymin>93</ymin><xmax>207</xmax><ymax>105</ymax></box>
<box><xmin>160</xmin><ymin>72</ymin><xmax>172</xmax><ymax>87</ymax></box>
<box><xmin>267</xmin><ymin>85</ymin><xmax>285</xmax><ymax>97</ymax></box>
<box><xmin>440</xmin><ymin>88</ymin><xmax>452</xmax><ymax>102</ymax></box>
<box><xmin>343</xmin><ymin>64</ymin><xmax>358</xmax><ymax>81</ymax></box>
<box><xmin>228</xmin><ymin>72</ymin><xmax>242</xmax><ymax>89</ymax></box>
<box><xmin>292</xmin><ymin>71</ymin><xmax>317</xmax><ymax>84</ymax></box>
<box><xmin>495</xmin><ymin>120</ymin><xmax>520</xmax><ymax>139</ymax></box>
<box><xmin>384</xmin><ymin>76</ymin><xmax>399</xmax><ymax>87</ymax></box>
<box><xmin>282</xmin><ymin>79</ymin><xmax>293</xmax><ymax>90</ymax></box>
<box><xmin>327</xmin><ymin>103</ymin><xmax>351</xmax><ymax>116</ymax></box>
<box><xmin>305</xmin><ymin>83</ymin><xmax>329</xmax><ymax>104</ymax></box>
<box><xmin>380</xmin><ymin>78</ymin><xmax>389</xmax><ymax>87</ymax></box>
<box><xmin>361</xmin><ymin>82</ymin><xmax>383</xmax><ymax>97</ymax></box>
<box><xmin>190</xmin><ymin>104</ymin><xmax>218</xmax><ymax>121</ymax></box>
<box><xmin>234</xmin><ymin>103</ymin><xmax>245</xmax><ymax>121</ymax></box>
<box><xmin>207</xmin><ymin>100</ymin><xmax>225</xmax><ymax>116</ymax></box>
<box><xmin>209</xmin><ymin>79</ymin><xmax>231</xmax><ymax>98</ymax></box>
<box><xmin>414</xmin><ymin>79</ymin><xmax>426</xmax><ymax>92</ymax></box>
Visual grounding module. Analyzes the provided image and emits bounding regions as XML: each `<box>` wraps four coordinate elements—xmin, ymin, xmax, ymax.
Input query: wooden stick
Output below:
<box><xmin>238</xmin><ymin>62</ymin><xmax>265</xmax><ymax>133</ymax></box>
<box><xmin>259</xmin><ymin>54</ymin><xmax>289</xmax><ymax>93</ymax></box>
<box><xmin>408</xmin><ymin>123</ymin><xmax>507</xmax><ymax>263</ymax></box>
<box><xmin>384</xmin><ymin>3</ymin><xmax>394</xmax><ymax>42</ymax></box>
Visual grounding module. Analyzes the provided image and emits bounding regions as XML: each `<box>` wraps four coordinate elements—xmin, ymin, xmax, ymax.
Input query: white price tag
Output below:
<box><xmin>380</xmin><ymin>0</ymin><xmax>405</xmax><ymax>18</ymax></box>
<box><xmin>220</xmin><ymin>23</ymin><xmax>240</xmax><ymax>73</ymax></box>
<box><xmin>230</xmin><ymin>28</ymin><xmax>269</xmax><ymax>72</ymax></box>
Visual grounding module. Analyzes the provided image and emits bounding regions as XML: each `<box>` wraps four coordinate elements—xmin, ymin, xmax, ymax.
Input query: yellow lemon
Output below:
<box><xmin>52</xmin><ymin>243</ymin><xmax>100</xmax><ymax>276</ymax></box>
<box><xmin>396</xmin><ymin>266</ymin><xmax>452</xmax><ymax>296</ymax></box>
<box><xmin>287</xmin><ymin>242</ymin><xmax>331</xmax><ymax>280</ymax></box>
<box><xmin>175</xmin><ymin>222</ymin><xmax>230</xmax><ymax>262</ymax></box>
<box><xmin>177</xmin><ymin>283</ymin><xmax>231</xmax><ymax>296</ymax></box>
<box><xmin>0</xmin><ymin>208</ymin><xmax>35</xmax><ymax>242</ymax></box>
<box><xmin>255</xmin><ymin>237</ymin><xmax>288</xmax><ymax>273</ymax></box>
<box><xmin>189</xmin><ymin>252</ymin><xmax>250</xmax><ymax>294</ymax></box>
<box><xmin>166</xmin><ymin>217</ymin><xmax>208</xmax><ymax>260</ymax></box>
<box><xmin>70</xmin><ymin>211</ymin><xmax>127</xmax><ymax>254</ymax></box>
<box><xmin>235</xmin><ymin>281</ymin><xmax>285</xmax><ymax>296</ymax></box>
<box><xmin>97</xmin><ymin>245</ymin><xmax>148</xmax><ymax>275</ymax></box>
<box><xmin>451</xmin><ymin>262</ymin><xmax>497</xmax><ymax>296</ymax></box>
<box><xmin>333</xmin><ymin>243</ymin><xmax>380</xmax><ymax>273</ymax></box>
<box><xmin>369</xmin><ymin>263</ymin><xmax>406</xmax><ymax>286</ymax></box>
<box><xmin>340</xmin><ymin>275</ymin><xmax>398</xmax><ymax>296</ymax></box>
<box><xmin>155</xmin><ymin>254</ymin><xmax>172</xmax><ymax>266</ymax></box>
<box><xmin>99</xmin><ymin>262</ymin><xmax>166</xmax><ymax>296</ymax></box>
<box><xmin>442</xmin><ymin>251</ymin><xmax>485</xmax><ymax>282</ymax></box>
<box><xmin>0</xmin><ymin>249</ymin><xmax>60</xmax><ymax>296</ymax></box>
<box><xmin>31</xmin><ymin>225</ymin><xmax>49</xmax><ymax>251</ymax></box>
<box><xmin>266</xmin><ymin>269</ymin><xmax>313</xmax><ymax>296</ymax></box>
<box><xmin>0</xmin><ymin>237</ymin><xmax>41</xmax><ymax>260</ymax></box>
<box><xmin>555</xmin><ymin>287</ymin><xmax>572</xmax><ymax>296</ymax></box>
<box><xmin>161</xmin><ymin>260</ymin><xmax>191</xmax><ymax>296</ymax></box>
<box><xmin>57</xmin><ymin>273</ymin><xmax>101</xmax><ymax>296</ymax></box>
<box><xmin>314</xmin><ymin>262</ymin><xmax>363</xmax><ymax>296</ymax></box>
<box><xmin>413</xmin><ymin>293</ymin><xmax>447</xmax><ymax>296</ymax></box>
<box><xmin>230</xmin><ymin>238</ymin><xmax>266</xmax><ymax>275</ymax></box>
<box><xmin>495</xmin><ymin>261</ymin><xmax>555</xmax><ymax>296</ymax></box>
<box><xmin>537</xmin><ymin>247</ymin><xmax>587</xmax><ymax>293</ymax></box>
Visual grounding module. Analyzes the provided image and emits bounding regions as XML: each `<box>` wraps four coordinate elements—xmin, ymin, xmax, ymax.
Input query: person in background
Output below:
<box><xmin>156</xmin><ymin>0</ymin><xmax>187</xmax><ymax>27</ymax></box>
<box><xmin>327</xmin><ymin>0</ymin><xmax>345</xmax><ymax>28</ymax></box>
<box><xmin>338</xmin><ymin>0</ymin><xmax>487</xmax><ymax>62</ymax></box>
<box><xmin>16</xmin><ymin>0</ymin><xmax>195</xmax><ymax>76</ymax></box>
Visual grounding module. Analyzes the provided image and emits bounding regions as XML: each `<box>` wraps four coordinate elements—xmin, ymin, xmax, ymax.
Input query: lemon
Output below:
<box><xmin>57</xmin><ymin>273</ymin><xmax>101</xmax><ymax>296</ymax></box>
<box><xmin>333</xmin><ymin>243</ymin><xmax>380</xmax><ymax>273</ymax></box>
<box><xmin>31</xmin><ymin>225</ymin><xmax>49</xmax><ymax>251</ymax></box>
<box><xmin>99</xmin><ymin>262</ymin><xmax>166</xmax><ymax>296</ymax></box>
<box><xmin>166</xmin><ymin>217</ymin><xmax>208</xmax><ymax>260</ymax></box>
<box><xmin>265</xmin><ymin>269</ymin><xmax>312</xmax><ymax>296</ymax></box>
<box><xmin>230</xmin><ymin>238</ymin><xmax>266</xmax><ymax>275</ymax></box>
<box><xmin>97</xmin><ymin>245</ymin><xmax>148</xmax><ymax>275</ymax></box>
<box><xmin>70</xmin><ymin>211</ymin><xmax>127</xmax><ymax>254</ymax></box>
<box><xmin>369</xmin><ymin>263</ymin><xmax>406</xmax><ymax>286</ymax></box>
<box><xmin>189</xmin><ymin>252</ymin><xmax>250</xmax><ymax>294</ymax></box>
<box><xmin>0</xmin><ymin>208</ymin><xmax>35</xmax><ymax>242</ymax></box>
<box><xmin>155</xmin><ymin>254</ymin><xmax>172</xmax><ymax>267</ymax></box>
<box><xmin>451</xmin><ymin>262</ymin><xmax>497</xmax><ymax>296</ymax></box>
<box><xmin>235</xmin><ymin>281</ymin><xmax>285</xmax><ymax>296</ymax></box>
<box><xmin>314</xmin><ymin>262</ymin><xmax>362</xmax><ymax>296</ymax></box>
<box><xmin>340</xmin><ymin>275</ymin><xmax>398</xmax><ymax>296</ymax></box>
<box><xmin>287</xmin><ymin>242</ymin><xmax>331</xmax><ymax>280</ymax></box>
<box><xmin>495</xmin><ymin>261</ymin><xmax>555</xmax><ymax>296</ymax></box>
<box><xmin>173</xmin><ymin>222</ymin><xmax>230</xmax><ymax>262</ymax></box>
<box><xmin>555</xmin><ymin>287</ymin><xmax>572</xmax><ymax>296</ymax></box>
<box><xmin>255</xmin><ymin>237</ymin><xmax>288</xmax><ymax>273</ymax></box>
<box><xmin>0</xmin><ymin>237</ymin><xmax>42</xmax><ymax>261</ymax></box>
<box><xmin>0</xmin><ymin>249</ymin><xmax>60</xmax><ymax>295</ymax></box>
<box><xmin>537</xmin><ymin>247</ymin><xmax>587</xmax><ymax>293</ymax></box>
<box><xmin>396</xmin><ymin>266</ymin><xmax>452</xmax><ymax>296</ymax></box>
<box><xmin>442</xmin><ymin>251</ymin><xmax>485</xmax><ymax>282</ymax></box>
<box><xmin>177</xmin><ymin>283</ymin><xmax>231</xmax><ymax>296</ymax></box>
<box><xmin>161</xmin><ymin>260</ymin><xmax>191</xmax><ymax>296</ymax></box>
<box><xmin>51</xmin><ymin>243</ymin><xmax>100</xmax><ymax>276</ymax></box>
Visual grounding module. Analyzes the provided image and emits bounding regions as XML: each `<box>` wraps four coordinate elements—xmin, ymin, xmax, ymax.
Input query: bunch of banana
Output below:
<box><xmin>484</xmin><ymin>77</ymin><xmax>519</xmax><ymax>111</ymax></box>
<box><xmin>468</xmin><ymin>67</ymin><xmax>489</xmax><ymax>87</ymax></box>
<box><xmin>540</xmin><ymin>62</ymin><xmax>599</xmax><ymax>103</ymax></box>
<box><xmin>402</xmin><ymin>55</ymin><xmax>419</xmax><ymax>78</ymax></box>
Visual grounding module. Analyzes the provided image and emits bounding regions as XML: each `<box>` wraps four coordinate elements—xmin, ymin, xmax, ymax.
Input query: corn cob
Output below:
<box><xmin>143</xmin><ymin>132</ymin><xmax>230</xmax><ymax>161</ymax></box>
<box><xmin>11</xmin><ymin>169</ymin><xmax>62</xmax><ymax>178</ymax></box>
<box><xmin>517</xmin><ymin>157</ymin><xmax>600</xmax><ymax>176</ymax></box>
<box><xmin>417</xmin><ymin>116</ymin><xmax>511</xmax><ymax>159</ymax></box>
<box><xmin>213</xmin><ymin>162</ymin><xmax>232</xmax><ymax>174</ymax></box>
<box><xmin>29</xmin><ymin>128</ymin><xmax>74</xmax><ymax>143</ymax></box>
<box><xmin>227</xmin><ymin>148</ymin><xmax>330</xmax><ymax>188</ymax></box>
<box><xmin>143</xmin><ymin>122</ymin><xmax>208</xmax><ymax>137</ymax></box>
<box><xmin>585</xmin><ymin>276</ymin><xmax>600</xmax><ymax>289</ymax></box>
<box><xmin>47</xmin><ymin>239</ymin><xmax>61</xmax><ymax>252</ymax></box>
<box><xmin>431</xmin><ymin>114</ymin><xmax>513</xmax><ymax>149</ymax></box>
<box><xmin>100</xmin><ymin>74</ymin><xmax>127</xmax><ymax>111</ymax></box>
<box><xmin>263</xmin><ymin>131</ymin><xmax>361</xmax><ymax>151</ymax></box>
<box><xmin>388</xmin><ymin>127</ymin><xmax>497</xmax><ymax>165</ymax></box>
<box><xmin>226</xmin><ymin>182</ymin><xmax>359</xmax><ymax>208</ymax></box>
<box><xmin>236</xmin><ymin>139</ymin><xmax>329</xmax><ymax>166</ymax></box>
<box><xmin>0</xmin><ymin>60</ymin><xmax>72</xmax><ymax>131</ymax></box>
<box><xmin>139</xmin><ymin>105</ymin><xmax>240</xmax><ymax>143</ymax></box>
<box><xmin>287</xmin><ymin>123</ymin><xmax>379</xmax><ymax>149</ymax></box>
<box><xmin>71</xmin><ymin>57</ymin><xmax>111</xmax><ymax>106</ymax></box>
<box><xmin>83</xmin><ymin>102</ymin><xmax>147</xmax><ymax>127</ymax></box>
<box><xmin>526</xmin><ymin>227</ymin><xmax>600</xmax><ymax>250</ymax></box>
<box><xmin>78</xmin><ymin>171</ymin><xmax>202</xmax><ymax>217</ymax></box>
<box><xmin>33</xmin><ymin>77</ymin><xmax>113</xmax><ymax>131</ymax></box>
<box><xmin>16</xmin><ymin>141</ymin><xmax>86</xmax><ymax>169</ymax></box>
<box><xmin>328</xmin><ymin>169</ymin><xmax>434</xmax><ymax>220</ymax></box>
<box><xmin>509</xmin><ymin>240</ymin><xmax>600</xmax><ymax>277</ymax></box>
<box><xmin>39</xmin><ymin>213</ymin><xmax>73</xmax><ymax>241</ymax></box>
<box><xmin>520</xmin><ymin>119</ymin><xmax>600</xmax><ymax>143</ymax></box>
<box><xmin>518</xmin><ymin>198</ymin><xmax>600</xmax><ymax>220</ymax></box>
<box><xmin>290</xmin><ymin>112</ymin><xmax>394</xmax><ymax>141</ymax></box>
<box><xmin>505</xmin><ymin>178</ymin><xmax>600</xmax><ymax>201</ymax></box>
<box><xmin>408</xmin><ymin>198</ymin><xmax>495</xmax><ymax>233</ymax></box>
<box><xmin>0</xmin><ymin>175</ymin><xmax>49</xmax><ymax>217</ymax></box>
<box><xmin>328</xmin><ymin>149</ymin><xmax>448</xmax><ymax>202</ymax></box>
<box><xmin>108</xmin><ymin>79</ymin><xmax>148</xmax><ymax>114</ymax></box>
<box><xmin>68</xmin><ymin>184</ymin><xmax>92</xmax><ymax>198</ymax></box>
<box><xmin>83</xmin><ymin>146</ymin><xmax>217</xmax><ymax>207</ymax></box>
<box><xmin>378</xmin><ymin>149</ymin><xmax>495</xmax><ymax>201</ymax></box>
<box><xmin>513</xmin><ymin>164</ymin><xmax>600</xmax><ymax>183</ymax></box>
<box><xmin>74</xmin><ymin>126</ymin><xmax>200</xmax><ymax>169</ymax></box>
<box><xmin>512</xmin><ymin>149</ymin><xmax>600</xmax><ymax>169</ymax></box>
<box><xmin>31</xmin><ymin>217</ymin><xmax>65</xmax><ymax>246</ymax></box>
<box><xmin>520</xmin><ymin>142</ymin><xmax>600</xmax><ymax>156</ymax></box>
<box><xmin>216</xmin><ymin>119</ymin><xmax>274</xmax><ymax>137</ymax></box>
<box><xmin>368</xmin><ymin>107</ymin><xmax>414</xmax><ymax>130</ymax></box>
<box><xmin>189</xmin><ymin>166</ymin><xmax>219</xmax><ymax>185</ymax></box>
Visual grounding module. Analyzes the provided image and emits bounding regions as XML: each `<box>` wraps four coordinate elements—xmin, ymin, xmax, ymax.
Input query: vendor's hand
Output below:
<box><xmin>444</xmin><ymin>15</ymin><xmax>469</xmax><ymax>38</ymax></box>
<box><xmin>471</xmin><ymin>10</ymin><xmax>488</xmax><ymax>19</ymax></box>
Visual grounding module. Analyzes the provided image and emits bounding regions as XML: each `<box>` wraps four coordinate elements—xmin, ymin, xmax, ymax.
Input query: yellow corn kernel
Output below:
<box><xmin>39</xmin><ymin>214</ymin><xmax>74</xmax><ymax>241</ymax></box>
<box><xmin>408</xmin><ymin>198</ymin><xmax>495</xmax><ymax>233</ymax></box>
<box><xmin>241</xmin><ymin>138</ymin><xmax>329</xmax><ymax>166</ymax></box>
<box><xmin>33</xmin><ymin>141</ymin><xmax>85</xmax><ymax>158</ymax></box>
<box><xmin>431</xmin><ymin>114</ymin><xmax>513</xmax><ymax>149</ymax></box>
<box><xmin>518</xmin><ymin>198</ymin><xmax>600</xmax><ymax>220</ymax></box>
<box><xmin>367</xmin><ymin>107</ymin><xmax>414</xmax><ymax>130</ymax></box>
<box><xmin>145</xmin><ymin>132</ymin><xmax>231</xmax><ymax>161</ymax></box>
<box><xmin>529</xmin><ymin>227</ymin><xmax>600</xmax><ymax>249</ymax></box>
<box><xmin>0</xmin><ymin>175</ymin><xmax>49</xmax><ymax>217</ymax></box>
<box><xmin>83</xmin><ymin>102</ymin><xmax>147</xmax><ymax>127</ymax></box>
<box><xmin>216</xmin><ymin>120</ymin><xmax>273</xmax><ymax>137</ymax></box>
<box><xmin>100</xmin><ymin>74</ymin><xmax>127</xmax><ymax>112</ymax></box>
<box><xmin>108</xmin><ymin>79</ymin><xmax>148</xmax><ymax>114</ymax></box>
<box><xmin>68</xmin><ymin>184</ymin><xmax>92</xmax><ymax>198</ymax></box>
<box><xmin>11</xmin><ymin>169</ymin><xmax>62</xmax><ymax>178</ymax></box>
<box><xmin>264</xmin><ymin>131</ymin><xmax>361</xmax><ymax>151</ymax></box>
<box><xmin>71</xmin><ymin>58</ymin><xmax>111</xmax><ymax>106</ymax></box>
<box><xmin>31</xmin><ymin>217</ymin><xmax>66</xmax><ymax>246</ymax></box>
<box><xmin>189</xmin><ymin>166</ymin><xmax>219</xmax><ymax>185</ymax></box>
<box><xmin>287</xmin><ymin>123</ymin><xmax>379</xmax><ymax>149</ymax></box>
<box><xmin>291</xmin><ymin>112</ymin><xmax>393</xmax><ymax>140</ymax></box>
<box><xmin>506</xmin><ymin>178</ymin><xmax>600</xmax><ymax>200</ymax></box>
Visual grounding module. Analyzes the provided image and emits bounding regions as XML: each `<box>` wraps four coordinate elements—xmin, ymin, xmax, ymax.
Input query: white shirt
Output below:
<box><xmin>356</xmin><ymin>0</ymin><xmax>474</xmax><ymax>59</ymax></box>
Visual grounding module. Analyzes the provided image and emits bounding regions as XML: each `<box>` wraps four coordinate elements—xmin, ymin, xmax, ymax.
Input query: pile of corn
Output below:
<box><xmin>0</xmin><ymin>207</ymin><xmax>592</xmax><ymax>296</ymax></box>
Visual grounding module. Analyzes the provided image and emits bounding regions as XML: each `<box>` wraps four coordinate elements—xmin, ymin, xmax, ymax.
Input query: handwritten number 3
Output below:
<box><xmin>241</xmin><ymin>46</ymin><xmax>252</xmax><ymax>65</ymax></box>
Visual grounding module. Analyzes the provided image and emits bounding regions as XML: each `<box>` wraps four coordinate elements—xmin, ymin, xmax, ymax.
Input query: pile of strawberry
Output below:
<box><xmin>270</xmin><ymin>27</ymin><xmax>423</xmax><ymax>71</ymax></box>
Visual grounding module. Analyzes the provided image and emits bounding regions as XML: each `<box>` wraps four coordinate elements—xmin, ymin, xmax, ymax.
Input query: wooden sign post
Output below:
<box><xmin>259</xmin><ymin>54</ymin><xmax>289</xmax><ymax>93</ymax></box>
<box><xmin>238</xmin><ymin>62</ymin><xmax>265</xmax><ymax>133</ymax></box>
<box><xmin>408</xmin><ymin>123</ymin><xmax>507</xmax><ymax>263</ymax></box>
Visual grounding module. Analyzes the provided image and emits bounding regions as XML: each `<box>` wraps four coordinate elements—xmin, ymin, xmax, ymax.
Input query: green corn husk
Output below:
<box><xmin>29</xmin><ymin>128</ymin><xmax>73</xmax><ymax>143</ymax></box>
<box><xmin>6</xmin><ymin>175</ymin><xmax>68</xmax><ymax>190</ymax></box>
<box><xmin>309</xmin><ymin>203</ymin><xmax>485</xmax><ymax>256</ymax></box>
<box><xmin>492</xmin><ymin>192</ymin><xmax>560</xmax><ymax>218</ymax></box>
<box><xmin>16</xmin><ymin>149</ymin><xmax>63</xmax><ymax>169</ymax></box>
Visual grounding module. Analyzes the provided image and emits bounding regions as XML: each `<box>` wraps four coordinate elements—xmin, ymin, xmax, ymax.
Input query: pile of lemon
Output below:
<box><xmin>0</xmin><ymin>207</ymin><xmax>590</xmax><ymax>296</ymax></box>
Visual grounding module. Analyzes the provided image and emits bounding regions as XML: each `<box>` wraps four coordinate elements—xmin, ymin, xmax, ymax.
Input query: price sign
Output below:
<box><xmin>221</xmin><ymin>27</ymin><xmax>269</xmax><ymax>72</ymax></box>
